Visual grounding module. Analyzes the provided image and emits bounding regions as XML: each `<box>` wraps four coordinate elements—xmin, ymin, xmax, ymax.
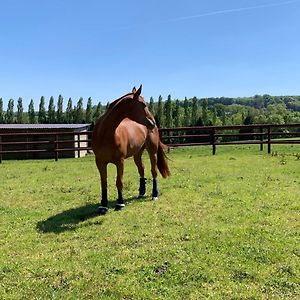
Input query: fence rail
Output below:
<box><xmin>0</xmin><ymin>123</ymin><xmax>299</xmax><ymax>163</ymax></box>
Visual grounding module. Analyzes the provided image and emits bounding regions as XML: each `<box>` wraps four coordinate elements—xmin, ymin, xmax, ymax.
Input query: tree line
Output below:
<box><xmin>0</xmin><ymin>94</ymin><xmax>300</xmax><ymax>127</ymax></box>
<box><xmin>0</xmin><ymin>96</ymin><xmax>105</xmax><ymax>125</ymax></box>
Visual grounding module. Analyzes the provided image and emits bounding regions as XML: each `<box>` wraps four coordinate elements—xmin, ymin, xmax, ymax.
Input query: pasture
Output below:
<box><xmin>0</xmin><ymin>145</ymin><xmax>299</xmax><ymax>299</ymax></box>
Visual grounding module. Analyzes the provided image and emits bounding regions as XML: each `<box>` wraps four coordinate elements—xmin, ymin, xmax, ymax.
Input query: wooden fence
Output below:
<box><xmin>159</xmin><ymin>123</ymin><xmax>300</xmax><ymax>154</ymax></box>
<box><xmin>0</xmin><ymin>131</ymin><xmax>90</xmax><ymax>163</ymax></box>
<box><xmin>0</xmin><ymin>123</ymin><xmax>299</xmax><ymax>163</ymax></box>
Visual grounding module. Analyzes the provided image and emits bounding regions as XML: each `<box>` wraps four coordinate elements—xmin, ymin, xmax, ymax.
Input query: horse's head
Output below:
<box><xmin>128</xmin><ymin>85</ymin><xmax>156</xmax><ymax>130</ymax></box>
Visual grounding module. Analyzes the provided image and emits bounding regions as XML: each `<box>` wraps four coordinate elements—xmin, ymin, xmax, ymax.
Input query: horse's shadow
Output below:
<box><xmin>36</xmin><ymin>196</ymin><xmax>146</xmax><ymax>234</ymax></box>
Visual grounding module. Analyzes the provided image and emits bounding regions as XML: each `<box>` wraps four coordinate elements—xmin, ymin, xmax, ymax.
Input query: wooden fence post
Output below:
<box><xmin>267</xmin><ymin>126</ymin><xmax>271</xmax><ymax>154</ymax></box>
<box><xmin>77</xmin><ymin>133</ymin><xmax>80</xmax><ymax>158</ymax></box>
<box><xmin>55</xmin><ymin>134</ymin><xmax>58</xmax><ymax>161</ymax></box>
<box><xmin>260</xmin><ymin>126</ymin><xmax>264</xmax><ymax>151</ymax></box>
<box><xmin>211</xmin><ymin>129</ymin><xmax>216</xmax><ymax>155</ymax></box>
<box><xmin>0</xmin><ymin>135</ymin><xmax>2</xmax><ymax>164</ymax></box>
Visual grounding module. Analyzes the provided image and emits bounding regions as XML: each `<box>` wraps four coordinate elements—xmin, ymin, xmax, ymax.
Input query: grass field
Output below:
<box><xmin>0</xmin><ymin>145</ymin><xmax>299</xmax><ymax>299</ymax></box>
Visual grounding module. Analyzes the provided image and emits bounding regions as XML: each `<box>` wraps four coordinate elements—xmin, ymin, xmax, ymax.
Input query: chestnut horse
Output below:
<box><xmin>92</xmin><ymin>85</ymin><xmax>170</xmax><ymax>215</ymax></box>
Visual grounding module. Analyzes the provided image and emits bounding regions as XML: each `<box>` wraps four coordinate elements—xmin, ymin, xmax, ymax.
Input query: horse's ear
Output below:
<box><xmin>132</xmin><ymin>86</ymin><xmax>136</xmax><ymax>94</ymax></box>
<box><xmin>133</xmin><ymin>85</ymin><xmax>142</xmax><ymax>100</ymax></box>
<box><xmin>135</xmin><ymin>85</ymin><xmax>142</xmax><ymax>97</ymax></box>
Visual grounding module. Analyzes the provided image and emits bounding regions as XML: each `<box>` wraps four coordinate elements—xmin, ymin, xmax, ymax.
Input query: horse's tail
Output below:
<box><xmin>157</xmin><ymin>141</ymin><xmax>171</xmax><ymax>178</ymax></box>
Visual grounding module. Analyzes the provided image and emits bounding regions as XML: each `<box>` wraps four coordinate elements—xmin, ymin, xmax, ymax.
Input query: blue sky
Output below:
<box><xmin>1</xmin><ymin>0</ymin><xmax>300</xmax><ymax>108</ymax></box>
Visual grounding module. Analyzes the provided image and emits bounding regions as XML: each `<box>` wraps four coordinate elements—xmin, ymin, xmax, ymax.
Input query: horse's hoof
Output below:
<box><xmin>115</xmin><ymin>203</ymin><xmax>125</xmax><ymax>211</ymax></box>
<box><xmin>152</xmin><ymin>196</ymin><xmax>158</xmax><ymax>201</ymax></box>
<box><xmin>98</xmin><ymin>206</ymin><xmax>108</xmax><ymax>215</ymax></box>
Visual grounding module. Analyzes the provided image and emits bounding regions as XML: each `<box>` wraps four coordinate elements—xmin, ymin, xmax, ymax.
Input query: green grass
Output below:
<box><xmin>0</xmin><ymin>144</ymin><xmax>299</xmax><ymax>299</ymax></box>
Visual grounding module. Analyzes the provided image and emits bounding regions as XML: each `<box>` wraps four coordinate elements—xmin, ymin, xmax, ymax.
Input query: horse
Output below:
<box><xmin>92</xmin><ymin>85</ymin><xmax>170</xmax><ymax>215</ymax></box>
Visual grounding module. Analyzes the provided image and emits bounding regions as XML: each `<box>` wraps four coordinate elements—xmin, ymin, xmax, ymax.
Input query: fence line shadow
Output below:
<box><xmin>36</xmin><ymin>196</ymin><xmax>147</xmax><ymax>234</ymax></box>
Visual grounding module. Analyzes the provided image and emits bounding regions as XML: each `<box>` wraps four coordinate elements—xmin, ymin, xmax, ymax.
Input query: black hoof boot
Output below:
<box><xmin>152</xmin><ymin>178</ymin><xmax>159</xmax><ymax>201</ymax></box>
<box><xmin>98</xmin><ymin>206</ymin><xmax>108</xmax><ymax>215</ymax></box>
<box><xmin>138</xmin><ymin>178</ymin><xmax>147</xmax><ymax>198</ymax></box>
<box><xmin>115</xmin><ymin>203</ymin><xmax>125</xmax><ymax>211</ymax></box>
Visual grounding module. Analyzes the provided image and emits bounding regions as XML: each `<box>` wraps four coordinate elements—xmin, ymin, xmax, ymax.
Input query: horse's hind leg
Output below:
<box><xmin>96</xmin><ymin>158</ymin><xmax>108</xmax><ymax>215</ymax></box>
<box><xmin>115</xmin><ymin>159</ymin><xmax>125</xmax><ymax>211</ymax></box>
<box><xmin>134</xmin><ymin>149</ymin><xmax>146</xmax><ymax>198</ymax></box>
<box><xmin>148</xmin><ymin>151</ymin><xmax>159</xmax><ymax>201</ymax></box>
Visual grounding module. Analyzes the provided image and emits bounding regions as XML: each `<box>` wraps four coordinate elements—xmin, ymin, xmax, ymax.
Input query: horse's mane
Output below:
<box><xmin>107</xmin><ymin>92</ymin><xmax>133</xmax><ymax>111</ymax></box>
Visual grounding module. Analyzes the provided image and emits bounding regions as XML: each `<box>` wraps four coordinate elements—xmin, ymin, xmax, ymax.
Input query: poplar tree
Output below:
<box><xmin>66</xmin><ymin>98</ymin><xmax>73</xmax><ymax>123</ymax></box>
<box><xmin>149</xmin><ymin>96</ymin><xmax>155</xmax><ymax>115</ymax></box>
<box><xmin>38</xmin><ymin>96</ymin><xmax>46</xmax><ymax>123</ymax></box>
<box><xmin>164</xmin><ymin>94</ymin><xmax>173</xmax><ymax>128</ymax></box>
<box><xmin>72</xmin><ymin>105</ymin><xmax>77</xmax><ymax>123</ymax></box>
<box><xmin>93</xmin><ymin>102</ymin><xmax>102</xmax><ymax>123</ymax></box>
<box><xmin>156</xmin><ymin>95</ymin><xmax>163</xmax><ymax>127</ymax></box>
<box><xmin>75</xmin><ymin>97</ymin><xmax>84</xmax><ymax>123</ymax></box>
<box><xmin>28</xmin><ymin>99</ymin><xmax>36</xmax><ymax>124</ymax></box>
<box><xmin>173</xmin><ymin>99</ymin><xmax>181</xmax><ymax>128</ymax></box>
<box><xmin>183</xmin><ymin>97</ymin><xmax>190</xmax><ymax>126</ymax></box>
<box><xmin>0</xmin><ymin>98</ymin><xmax>4</xmax><ymax>123</ymax></box>
<box><xmin>48</xmin><ymin>96</ymin><xmax>56</xmax><ymax>123</ymax></box>
<box><xmin>17</xmin><ymin>97</ymin><xmax>24</xmax><ymax>123</ymax></box>
<box><xmin>56</xmin><ymin>95</ymin><xmax>64</xmax><ymax>123</ymax></box>
<box><xmin>191</xmin><ymin>97</ymin><xmax>199</xmax><ymax>126</ymax></box>
<box><xmin>86</xmin><ymin>97</ymin><xmax>93</xmax><ymax>123</ymax></box>
<box><xmin>7</xmin><ymin>99</ymin><xmax>14</xmax><ymax>124</ymax></box>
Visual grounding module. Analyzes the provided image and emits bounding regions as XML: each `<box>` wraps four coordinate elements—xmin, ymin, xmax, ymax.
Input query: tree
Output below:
<box><xmin>75</xmin><ymin>97</ymin><xmax>84</xmax><ymax>123</ymax></box>
<box><xmin>253</xmin><ymin>94</ymin><xmax>264</xmax><ymax>109</ymax></box>
<box><xmin>149</xmin><ymin>96</ymin><xmax>155</xmax><ymax>115</ymax></box>
<box><xmin>48</xmin><ymin>96</ymin><xmax>56</xmax><ymax>123</ymax></box>
<box><xmin>56</xmin><ymin>95</ymin><xmax>64</xmax><ymax>123</ymax></box>
<box><xmin>0</xmin><ymin>98</ymin><xmax>4</xmax><ymax>123</ymax></box>
<box><xmin>201</xmin><ymin>98</ymin><xmax>209</xmax><ymax>125</ymax></box>
<box><xmin>6</xmin><ymin>99</ymin><xmax>14</xmax><ymax>124</ymax></box>
<box><xmin>86</xmin><ymin>97</ymin><xmax>93</xmax><ymax>123</ymax></box>
<box><xmin>93</xmin><ymin>102</ymin><xmax>102</xmax><ymax>123</ymax></box>
<box><xmin>72</xmin><ymin>105</ymin><xmax>77</xmax><ymax>123</ymax></box>
<box><xmin>66</xmin><ymin>98</ymin><xmax>73</xmax><ymax>123</ymax></box>
<box><xmin>28</xmin><ymin>99</ymin><xmax>36</xmax><ymax>124</ymax></box>
<box><xmin>267</xmin><ymin>114</ymin><xmax>285</xmax><ymax>125</ymax></box>
<box><xmin>243</xmin><ymin>113</ymin><xmax>254</xmax><ymax>125</ymax></box>
<box><xmin>191</xmin><ymin>97</ymin><xmax>199</xmax><ymax>126</ymax></box>
<box><xmin>106</xmin><ymin>101</ymin><xmax>112</xmax><ymax>111</ymax></box>
<box><xmin>212</xmin><ymin>107</ymin><xmax>217</xmax><ymax>125</ymax></box>
<box><xmin>164</xmin><ymin>94</ymin><xmax>173</xmax><ymax>128</ymax></box>
<box><xmin>239</xmin><ymin>112</ymin><xmax>254</xmax><ymax>140</ymax></box>
<box><xmin>173</xmin><ymin>99</ymin><xmax>181</xmax><ymax>128</ymax></box>
<box><xmin>263</xmin><ymin>94</ymin><xmax>272</xmax><ymax>107</ymax></box>
<box><xmin>183</xmin><ymin>97</ymin><xmax>190</xmax><ymax>127</ymax></box>
<box><xmin>17</xmin><ymin>97</ymin><xmax>24</xmax><ymax>123</ymax></box>
<box><xmin>38</xmin><ymin>96</ymin><xmax>46</xmax><ymax>123</ymax></box>
<box><xmin>155</xmin><ymin>95</ymin><xmax>164</xmax><ymax>127</ymax></box>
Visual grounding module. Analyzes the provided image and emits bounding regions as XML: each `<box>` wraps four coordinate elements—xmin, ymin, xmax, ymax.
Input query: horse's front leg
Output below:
<box><xmin>115</xmin><ymin>159</ymin><xmax>125</xmax><ymax>211</ymax></box>
<box><xmin>96</xmin><ymin>159</ymin><xmax>108</xmax><ymax>215</ymax></box>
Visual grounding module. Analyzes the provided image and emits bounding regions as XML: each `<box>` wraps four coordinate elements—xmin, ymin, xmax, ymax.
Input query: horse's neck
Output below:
<box><xmin>97</xmin><ymin>103</ymin><xmax>127</xmax><ymax>137</ymax></box>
